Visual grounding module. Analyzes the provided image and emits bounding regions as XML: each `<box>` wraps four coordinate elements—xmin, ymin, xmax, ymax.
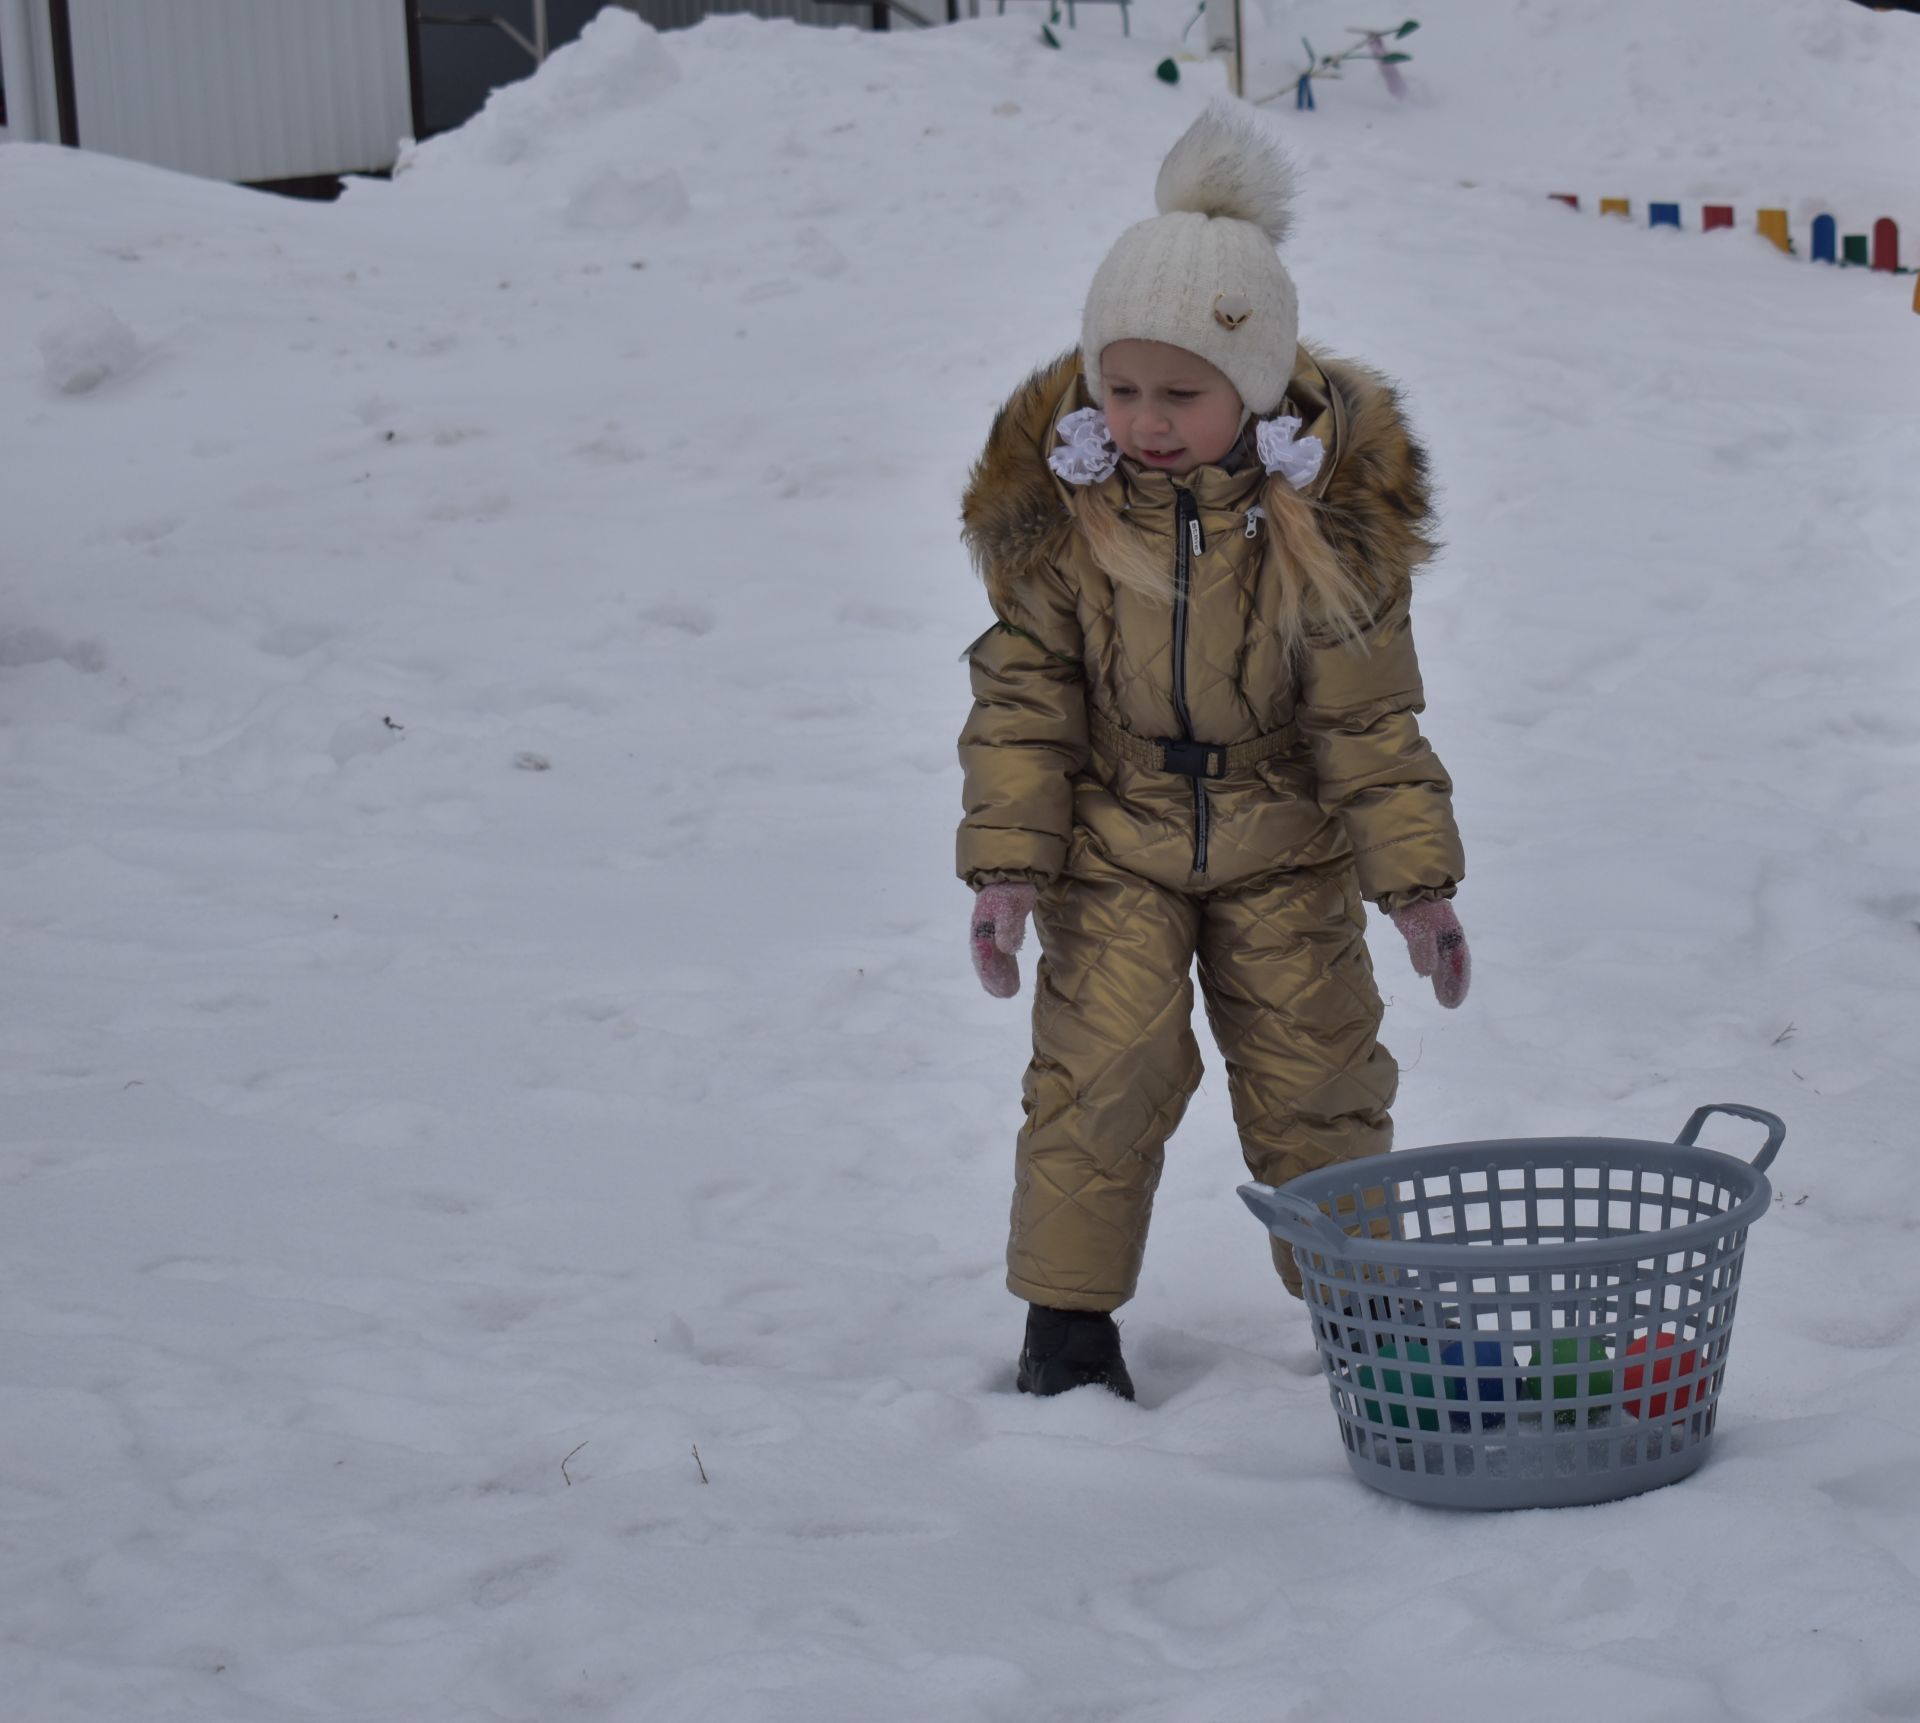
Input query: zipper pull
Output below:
<box><xmin>1244</xmin><ymin>505</ymin><xmax>1265</xmax><ymax>539</ymax></box>
<box><xmin>1188</xmin><ymin>518</ymin><xmax>1205</xmax><ymax>558</ymax></box>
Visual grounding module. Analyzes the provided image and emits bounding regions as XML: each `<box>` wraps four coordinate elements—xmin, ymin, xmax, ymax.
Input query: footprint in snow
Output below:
<box><xmin>257</xmin><ymin>620</ymin><xmax>339</xmax><ymax>659</ymax></box>
<box><xmin>0</xmin><ymin>627</ymin><xmax>107</xmax><ymax>674</ymax></box>
<box><xmin>424</xmin><ymin>490</ymin><xmax>511</xmax><ymax>524</ymax></box>
<box><xmin>638</xmin><ymin>601</ymin><xmax>714</xmax><ymax>637</ymax></box>
<box><xmin>405</xmin><ymin>1186</ymin><xmax>489</xmax><ymax>1217</ymax></box>
<box><xmin>470</xmin><ymin>1553</ymin><xmax>563</xmax><ymax>1610</ymax></box>
<box><xmin>834</xmin><ymin>597</ymin><xmax>923</xmax><ymax>633</ymax></box>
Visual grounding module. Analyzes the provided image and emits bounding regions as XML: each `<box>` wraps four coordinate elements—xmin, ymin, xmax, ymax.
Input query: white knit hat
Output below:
<box><xmin>1081</xmin><ymin>101</ymin><xmax>1301</xmax><ymax>417</ymax></box>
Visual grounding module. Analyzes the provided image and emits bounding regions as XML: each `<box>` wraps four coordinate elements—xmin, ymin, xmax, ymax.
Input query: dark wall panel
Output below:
<box><xmin>417</xmin><ymin>0</ymin><xmax>615</xmax><ymax>136</ymax></box>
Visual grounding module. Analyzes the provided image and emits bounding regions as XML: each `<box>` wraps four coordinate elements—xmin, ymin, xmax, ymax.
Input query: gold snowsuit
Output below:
<box><xmin>957</xmin><ymin>347</ymin><xmax>1465</xmax><ymax>1309</ymax></box>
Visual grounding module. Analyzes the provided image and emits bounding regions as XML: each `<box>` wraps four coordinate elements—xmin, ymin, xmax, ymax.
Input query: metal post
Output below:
<box><xmin>1206</xmin><ymin>0</ymin><xmax>1243</xmax><ymax>98</ymax></box>
<box><xmin>533</xmin><ymin>0</ymin><xmax>548</xmax><ymax>60</ymax></box>
<box><xmin>45</xmin><ymin>0</ymin><xmax>76</xmax><ymax>143</ymax></box>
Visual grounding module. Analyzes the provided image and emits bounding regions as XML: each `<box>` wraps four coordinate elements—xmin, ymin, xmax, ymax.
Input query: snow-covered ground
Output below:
<box><xmin>4</xmin><ymin>4</ymin><xmax>1919</xmax><ymax>1718</ymax></box>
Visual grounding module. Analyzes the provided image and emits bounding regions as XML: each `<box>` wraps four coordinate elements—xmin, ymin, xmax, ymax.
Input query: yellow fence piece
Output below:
<box><xmin>1599</xmin><ymin>197</ymin><xmax>1630</xmax><ymax>218</ymax></box>
<box><xmin>1756</xmin><ymin>209</ymin><xmax>1792</xmax><ymax>253</ymax></box>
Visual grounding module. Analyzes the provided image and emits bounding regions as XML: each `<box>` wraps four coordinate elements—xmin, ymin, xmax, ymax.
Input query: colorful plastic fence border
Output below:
<box><xmin>1549</xmin><ymin>195</ymin><xmax>1918</xmax><ymax>311</ymax></box>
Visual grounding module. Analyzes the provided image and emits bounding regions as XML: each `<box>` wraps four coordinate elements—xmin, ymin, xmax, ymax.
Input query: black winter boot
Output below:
<box><xmin>1016</xmin><ymin>1304</ymin><xmax>1136</xmax><ymax>1401</ymax></box>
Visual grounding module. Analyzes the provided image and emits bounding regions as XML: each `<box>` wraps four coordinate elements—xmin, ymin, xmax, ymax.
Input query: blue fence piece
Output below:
<box><xmin>1650</xmin><ymin>203</ymin><xmax>1681</xmax><ymax>229</ymax></box>
<box><xmin>1812</xmin><ymin>214</ymin><xmax>1837</xmax><ymax>264</ymax></box>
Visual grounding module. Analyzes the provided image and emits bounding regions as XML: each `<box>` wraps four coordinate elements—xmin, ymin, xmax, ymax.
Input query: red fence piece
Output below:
<box><xmin>1550</xmin><ymin>194</ymin><xmax>1579</xmax><ymax>210</ymax></box>
<box><xmin>1872</xmin><ymin>218</ymin><xmax>1900</xmax><ymax>272</ymax></box>
<box><xmin>1703</xmin><ymin>205</ymin><xmax>1734</xmax><ymax>232</ymax></box>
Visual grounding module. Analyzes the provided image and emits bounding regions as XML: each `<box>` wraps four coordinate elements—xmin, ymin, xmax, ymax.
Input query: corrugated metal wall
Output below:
<box><xmin>65</xmin><ymin>0</ymin><xmax>415</xmax><ymax>182</ymax></box>
<box><xmin>0</xmin><ymin>0</ymin><xmax>65</xmax><ymax>143</ymax></box>
<box><xmin>623</xmin><ymin>0</ymin><xmax>883</xmax><ymax>31</ymax></box>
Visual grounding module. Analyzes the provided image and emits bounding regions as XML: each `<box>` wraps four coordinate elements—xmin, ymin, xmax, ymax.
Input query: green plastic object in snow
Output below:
<box><xmin>1357</xmin><ymin>1337</ymin><xmax>1441</xmax><ymax>1432</ymax></box>
<box><xmin>1518</xmin><ymin>1336</ymin><xmax>1616</xmax><ymax>1429</ymax></box>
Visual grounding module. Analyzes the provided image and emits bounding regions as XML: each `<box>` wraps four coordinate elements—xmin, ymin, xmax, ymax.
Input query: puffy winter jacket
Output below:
<box><xmin>957</xmin><ymin>345</ymin><xmax>1465</xmax><ymax>908</ymax></box>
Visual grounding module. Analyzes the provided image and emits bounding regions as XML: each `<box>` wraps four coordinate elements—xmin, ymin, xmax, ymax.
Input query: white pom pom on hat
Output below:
<box><xmin>1081</xmin><ymin>100</ymin><xmax>1302</xmax><ymax>418</ymax></box>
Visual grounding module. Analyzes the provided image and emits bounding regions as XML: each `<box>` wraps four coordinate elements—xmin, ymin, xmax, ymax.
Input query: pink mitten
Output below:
<box><xmin>970</xmin><ymin>882</ymin><xmax>1038</xmax><ymax>999</ymax></box>
<box><xmin>1390</xmin><ymin>899</ymin><xmax>1471</xmax><ymax>1009</ymax></box>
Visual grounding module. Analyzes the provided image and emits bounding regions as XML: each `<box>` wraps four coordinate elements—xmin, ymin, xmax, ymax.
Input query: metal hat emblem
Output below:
<box><xmin>1212</xmin><ymin>293</ymin><xmax>1252</xmax><ymax>331</ymax></box>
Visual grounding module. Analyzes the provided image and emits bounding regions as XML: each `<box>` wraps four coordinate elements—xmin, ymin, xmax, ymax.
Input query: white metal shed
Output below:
<box><xmin>0</xmin><ymin>0</ymin><xmax>425</xmax><ymax>185</ymax></box>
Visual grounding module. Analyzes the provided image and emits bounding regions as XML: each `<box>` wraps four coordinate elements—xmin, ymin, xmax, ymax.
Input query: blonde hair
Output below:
<box><xmin>1065</xmin><ymin>485</ymin><xmax>1171</xmax><ymax>604</ymax></box>
<box><xmin>1255</xmin><ymin>474</ymin><xmax>1376</xmax><ymax>650</ymax></box>
<box><xmin>1067</xmin><ymin>471</ymin><xmax>1376</xmax><ymax>653</ymax></box>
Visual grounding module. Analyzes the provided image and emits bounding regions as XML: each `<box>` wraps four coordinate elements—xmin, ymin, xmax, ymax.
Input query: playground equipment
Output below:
<box><xmin>1550</xmin><ymin>194</ymin><xmax>1915</xmax><ymax>307</ymax></box>
<box><xmin>1027</xmin><ymin>0</ymin><xmax>1131</xmax><ymax>43</ymax></box>
<box><xmin>1270</xmin><ymin>20</ymin><xmax>1417</xmax><ymax>109</ymax></box>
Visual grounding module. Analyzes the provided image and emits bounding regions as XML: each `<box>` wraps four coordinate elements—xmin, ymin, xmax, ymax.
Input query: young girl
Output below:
<box><xmin>957</xmin><ymin>102</ymin><xmax>1469</xmax><ymax>1401</ymax></box>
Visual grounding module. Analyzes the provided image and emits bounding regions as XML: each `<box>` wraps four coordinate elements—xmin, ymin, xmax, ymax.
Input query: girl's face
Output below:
<box><xmin>1099</xmin><ymin>340</ymin><xmax>1245</xmax><ymax>477</ymax></box>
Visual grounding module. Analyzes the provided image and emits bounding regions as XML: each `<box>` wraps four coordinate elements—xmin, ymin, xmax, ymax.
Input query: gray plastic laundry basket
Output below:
<box><xmin>1239</xmin><ymin>1104</ymin><xmax>1784</xmax><ymax>1511</ymax></box>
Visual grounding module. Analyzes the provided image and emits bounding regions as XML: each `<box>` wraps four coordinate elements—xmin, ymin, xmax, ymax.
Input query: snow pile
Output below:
<box><xmin>399</xmin><ymin>9</ymin><xmax>683</xmax><ymax>177</ymax></box>
<box><xmin>3</xmin><ymin>4</ymin><xmax>1919</xmax><ymax>1719</ymax></box>
<box><xmin>35</xmin><ymin>302</ymin><xmax>142</xmax><ymax>394</ymax></box>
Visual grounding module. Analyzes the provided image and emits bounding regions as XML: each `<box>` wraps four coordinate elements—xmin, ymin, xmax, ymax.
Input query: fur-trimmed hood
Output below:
<box><xmin>960</xmin><ymin>345</ymin><xmax>1439</xmax><ymax>622</ymax></box>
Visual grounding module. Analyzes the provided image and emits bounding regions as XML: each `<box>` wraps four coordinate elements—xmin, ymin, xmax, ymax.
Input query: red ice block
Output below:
<box><xmin>1621</xmin><ymin>1331</ymin><xmax>1699</xmax><ymax>1418</ymax></box>
<box><xmin>1872</xmin><ymin>218</ymin><xmax>1900</xmax><ymax>273</ymax></box>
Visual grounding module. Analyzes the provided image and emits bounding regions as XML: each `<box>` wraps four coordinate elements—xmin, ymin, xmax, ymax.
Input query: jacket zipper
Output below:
<box><xmin>1172</xmin><ymin>488</ymin><xmax>1209</xmax><ymax>875</ymax></box>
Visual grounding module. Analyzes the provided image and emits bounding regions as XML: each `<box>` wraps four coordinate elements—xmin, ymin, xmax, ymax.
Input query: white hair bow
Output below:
<box><xmin>1255</xmin><ymin>415</ymin><xmax>1325</xmax><ymax>489</ymax></box>
<box><xmin>1047</xmin><ymin>407</ymin><xmax>1119</xmax><ymax>486</ymax></box>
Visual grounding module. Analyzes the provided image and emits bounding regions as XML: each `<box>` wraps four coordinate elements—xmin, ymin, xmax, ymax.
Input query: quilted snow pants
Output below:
<box><xmin>1006</xmin><ymin>841</ymin><xmax>1397</xmax><ymax>1311</ymax></box>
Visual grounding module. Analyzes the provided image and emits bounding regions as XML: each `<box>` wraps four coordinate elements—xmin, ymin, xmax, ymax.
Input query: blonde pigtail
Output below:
<box><xmin>1065</xmin><ymin>487</ymin><xmax>1176</xmax><ymax>604</ymax></box>
<box><xmin>1256</xmin><ymin>474</ymin><xmax>1376</xmax><ymax>654</ymax></box>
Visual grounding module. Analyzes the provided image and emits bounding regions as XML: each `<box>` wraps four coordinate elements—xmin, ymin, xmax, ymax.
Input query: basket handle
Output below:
<box><xmin>1237</xmin><ymin>1182</ymin><xmax>1351</xmax><ymax>1250</ymax></box>
<box><xmin>1676</xmin><ymin>1104</ymin><xmax>1785</xmax><ymax>1172</ymax></box>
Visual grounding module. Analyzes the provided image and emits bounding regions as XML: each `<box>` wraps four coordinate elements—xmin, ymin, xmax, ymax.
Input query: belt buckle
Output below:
<box><xmin>1158</xmin><ymin>738</ymin><xmax>1227</xmax><ymax>780</ymax></box>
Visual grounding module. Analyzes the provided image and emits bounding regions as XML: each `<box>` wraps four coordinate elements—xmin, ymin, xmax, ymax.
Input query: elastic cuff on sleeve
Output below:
<box><xmin>1375</xmin><ymin>883</ymin><xmax>1458</xmax><ymax>914</ymax></box>
<box><xmin>966</xmin><ymin>868</ymin><xmax>1054</xmax><ymax>893</ymax></box>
